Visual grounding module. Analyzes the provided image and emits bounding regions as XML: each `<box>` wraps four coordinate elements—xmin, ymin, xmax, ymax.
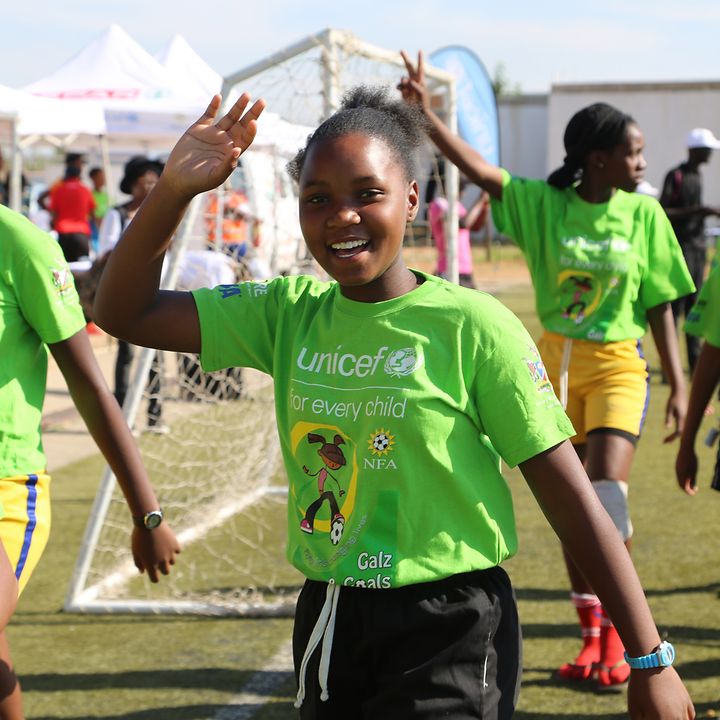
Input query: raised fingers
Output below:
<box><xmin>228</xmin><ymin>98</ymin><xmax>266</xmax><ymax>149</ymax></box>
<box><xmin>400</xmin><ymin>49</ymin><xmax>415</xmax><ymax>76</ymax></box>
<box><xmin>400</xmin><ymin>50</ymin><xmax>424</xmax><ymax>82</ymax></box>
<box><xmin>216</xmin><ymin>92</ymin><xmax>253</xmax><ymax>132</ymax></box>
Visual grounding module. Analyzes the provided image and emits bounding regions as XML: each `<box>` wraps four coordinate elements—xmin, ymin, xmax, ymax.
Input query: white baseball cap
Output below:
<box><xmin>686</xmin><ymin>128</ymin><xmax>720</xmax><ymax>149</ymax></box>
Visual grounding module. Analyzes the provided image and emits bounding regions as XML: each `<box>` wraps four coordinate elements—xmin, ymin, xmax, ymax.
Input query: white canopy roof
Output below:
<box><xmin>23</xmin><ymin>24</ymin><xmax>204</xmax><ymax>148</ymax></box>
<box><xmin>155</xmin><ymin>34</ymin><xmax>222</xmax><ymax>104</ymax></box>
<box><xmin>0</xmin><ymin>83</ymin><xmax>106</xmax><ymax>141</ymax></box>
<box><xmin>24</xmin><ymin>24</ymin><xmax>201</xmax><ymax>113</ymax></box>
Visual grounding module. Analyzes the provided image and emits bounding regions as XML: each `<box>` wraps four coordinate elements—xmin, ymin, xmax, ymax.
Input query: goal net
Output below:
<box><xmin>65</xmin><ymin>29</ymin><xmax>457</xmax><ymax>617</ymax></box>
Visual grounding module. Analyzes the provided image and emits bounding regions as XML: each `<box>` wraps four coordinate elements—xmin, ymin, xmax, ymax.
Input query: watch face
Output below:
<box><xmin>144</xmin><ymin>511</ymin><xmax>163</xmax><ymax>529</ymax></box>
<box><xmin>659</xmin><ymin>642</ymin><xmax>675</xmax><ymax>666</ymax></box>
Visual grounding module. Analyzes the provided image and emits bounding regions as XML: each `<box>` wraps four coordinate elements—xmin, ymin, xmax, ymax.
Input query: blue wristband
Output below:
<box><xmin>624</xmin><ymin>641</ymin><xmax>675</xmax><ymax>669</ymax></box>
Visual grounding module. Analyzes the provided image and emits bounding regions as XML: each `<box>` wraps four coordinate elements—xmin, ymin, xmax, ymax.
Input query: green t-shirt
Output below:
<box><xmin>194</xmin><ymin>272</ymin><xmax>574</xmax><ymax>588</ymax></box>
<box><xmin>492</xmin><ymin>169</ymin><xmax>695</xmax><ymax>342</ymax></box>
<box><xmin>685</xmin><ymin>261</ymin><xmax>720</xmax><ymax>347</ymax></box>
<box><xmin>0</xmin><ymin>206</ymin><xmax>86</xmax><ymax>476</ymax></box>
<box><xmin>92</xmin><ymin>189</ymin><xmax>109</xmax><ymax>219</ymax></box>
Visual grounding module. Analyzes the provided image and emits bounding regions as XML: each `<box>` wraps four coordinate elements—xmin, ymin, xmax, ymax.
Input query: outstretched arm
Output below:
<box><xmin>94</xmin><ymin>94</ymin><xmax>265</xmax><ymax>354</ymax></box>
<box><xmin>520</xmin><ymin>441</ymin><xmax>694</xmax><ymax>719</ymax></box>
<box><xmin>647</xmin><ymin>303</ymin><xmax>688</xmax><ymax>442</ymax></box>
<box><xmin>398</xmin><ymin>51</ymin><xmax>504</xmax><ymax>200</ymax></box>
<box><xmin>49</xmin><ymin>330</ymin><xmax>181</xmax><ymax>582</ymax></box>
<box><xmin>676</xmin><ymin>341</ymin><xmax>720</xmax><ymax>494</ymax></box>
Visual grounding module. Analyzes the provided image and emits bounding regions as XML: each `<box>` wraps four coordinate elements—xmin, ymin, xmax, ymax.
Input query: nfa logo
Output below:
<box><xmin>368</xmin><ymin>429</ymin><xmax>395</xmax><ymax>457</ymax></box>
<box><xmin>297</xmin><ymin>345</ymin><xmax>423</xmax><ymax>379</ymax></box>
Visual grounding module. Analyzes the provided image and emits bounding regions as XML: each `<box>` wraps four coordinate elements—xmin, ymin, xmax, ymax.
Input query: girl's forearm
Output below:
<box><xmin>521</xmin><ymin>442</ymin><xmax>662</xmax><ymax>655</ymax></box>
<box><xmin>51</xmin><ymin>334</ymin><xmax>160</xmax><ymax>517</ymax></box>
<box><xmin>423</xmin><ymin>108</ymin><xmax>504</xmax><ymax>200</ymax></box>
<box><xmin>680</xmin><ymin>342</ymin><xmax>720</xmax><ymax>450</ymax></box>
<box><xmin>647</xmin><ymin>303</ymin><xmax>685</xmax><ymax>392</ymax></box>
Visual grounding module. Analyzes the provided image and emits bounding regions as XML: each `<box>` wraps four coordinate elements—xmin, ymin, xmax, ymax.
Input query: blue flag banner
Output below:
<box><xmin>429</xmin><ymin>46</ymin><xmax>500</xmax><ymax>166</ymax></box>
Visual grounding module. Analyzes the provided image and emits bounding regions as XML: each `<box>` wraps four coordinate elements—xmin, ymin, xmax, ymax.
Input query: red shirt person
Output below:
<box><xmin>49</xmin><ymin>165</ymin><xmax>96</xmax><ymax>262</ymax></box>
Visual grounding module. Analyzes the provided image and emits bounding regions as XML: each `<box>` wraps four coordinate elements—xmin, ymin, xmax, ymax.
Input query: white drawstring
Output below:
<box><xmin>295</xmin><ymin>581</ymin><xmax>341</xmax><ymax>708</ymax></box>
<box><xmin>559</xmin><ymin>337</ymin><xmax>573</xmax><ymax>410</ymax></box>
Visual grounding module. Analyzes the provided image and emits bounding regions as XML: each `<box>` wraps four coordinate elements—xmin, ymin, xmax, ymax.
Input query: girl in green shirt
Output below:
<box><xmin>399</xmin><ymin>51</ymin><xmax>694</xmax><ymax>693</ymax></box>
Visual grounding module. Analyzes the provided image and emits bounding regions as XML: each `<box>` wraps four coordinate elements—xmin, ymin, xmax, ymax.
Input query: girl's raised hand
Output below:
<box><xmin>398</xmin><ymin>50</ymin><xmax>430</xmax><ymax>114</ymax></box>
<box><xmin>162</xmin><ymin>93</ymin><xmax>266</xmax><ymax>201</ymax></box>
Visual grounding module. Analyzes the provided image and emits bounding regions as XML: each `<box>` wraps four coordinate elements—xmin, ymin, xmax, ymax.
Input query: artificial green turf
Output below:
<box><xmin>10</xmin><ymin>282</ymin><xmax>720</xmax><ymax>719</ymax></box>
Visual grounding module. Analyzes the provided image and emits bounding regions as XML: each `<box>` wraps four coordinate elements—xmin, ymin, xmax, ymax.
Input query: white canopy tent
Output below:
<box><xmin>0</xmin><ymin>84</ymin><xmax>106</xmax><ymax>211</ymax></box>
<box><xmin>154</xmin><ymin>34</ymin><xmax>222</xmax><ymax>104</ymax></box>
<box><xmin>24</xmin><ymin>24</ymin><xmax>205</xmax><ymax>152</ymax></box>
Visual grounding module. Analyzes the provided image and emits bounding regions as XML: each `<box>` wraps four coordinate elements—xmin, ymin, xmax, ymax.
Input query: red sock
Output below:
<box><xmin>599</xmin><ymin>606</ymin><xmax>626</xmax><ymax>668</ymax></box>
<box><xmin>558</xmin><ymin>593</ymin><xmax>600</xmax><ymax>680</ymax></box>
<box><xmin>596</xmin><ymin>605</ymin><xmax>630</xmax><ymax>689</ymax></box>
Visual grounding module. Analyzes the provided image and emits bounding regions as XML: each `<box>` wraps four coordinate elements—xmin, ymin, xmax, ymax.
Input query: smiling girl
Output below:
<box><xmin>93</xmin><ymin>87</ymin><xmax>693</xmax><ymax>719</ymax></box>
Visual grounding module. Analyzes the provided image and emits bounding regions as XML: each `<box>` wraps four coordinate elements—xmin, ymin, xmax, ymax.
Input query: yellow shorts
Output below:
<box><xmin>537</xmin><ymin>332</ymin><xmax>649</xmax><ymax>446</ymax></box>
<box><xmin>0</xmin><ymin>473</ymin><xmax>51</xmax><ymax>596</ymax></box>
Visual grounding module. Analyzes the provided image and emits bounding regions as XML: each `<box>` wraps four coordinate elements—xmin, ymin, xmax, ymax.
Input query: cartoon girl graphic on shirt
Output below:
<box><xmin>561</xmin><ymin>274</ymin><xmax>595</xmax><ymax>324</ymax></box>
<box><xmin>300</xmin><ymin>432</ymin><xmax>347</xmax><ymax>545</ymax></box>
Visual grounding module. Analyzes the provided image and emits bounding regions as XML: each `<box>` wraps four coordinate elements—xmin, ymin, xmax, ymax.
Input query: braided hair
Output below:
<box><xmin>547</xmin><ymin>103</ymin><xmax>635</xmax><ymax>188</ymax></box>
<box><xmin>287</xmin><ymin>85</ymin><xmax>429</xmax><ymax>182</ymax></box>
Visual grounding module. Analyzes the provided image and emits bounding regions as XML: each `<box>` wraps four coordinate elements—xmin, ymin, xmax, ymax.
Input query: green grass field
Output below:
<box><xmin>11</xmin><ymin>279</ymin><xmax>720</xmax><ymax>719</ymax></box>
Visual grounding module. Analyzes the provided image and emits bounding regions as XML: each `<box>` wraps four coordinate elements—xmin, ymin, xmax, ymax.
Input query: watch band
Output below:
<box><xmin>624</xmin><ymin>641</ymin><xmax>675</xmax><ymax>669</ymax></box>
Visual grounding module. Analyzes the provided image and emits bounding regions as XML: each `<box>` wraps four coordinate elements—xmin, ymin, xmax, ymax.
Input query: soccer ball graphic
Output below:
<box><xmin>373</xmin><ymin>433</ymin><xmax>390</xmax><ymax>452</ymax></box>
<box><xmin>330</xmin><ymin>515</ymin><xmax>345</xmax><ymax>545</ymax></box>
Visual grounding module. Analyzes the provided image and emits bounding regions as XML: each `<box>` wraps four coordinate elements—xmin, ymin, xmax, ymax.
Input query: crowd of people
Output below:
<box><xmin>0</xmin><ymin>49</ymin><xmax>718</xmax><ymax>720</ymax></box>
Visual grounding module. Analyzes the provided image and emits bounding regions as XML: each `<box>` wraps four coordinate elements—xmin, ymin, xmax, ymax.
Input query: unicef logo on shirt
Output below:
<box><xmin>384</xmin><ymin>348</ymin><xmax>422</xmax><ymax>377</ymax></box>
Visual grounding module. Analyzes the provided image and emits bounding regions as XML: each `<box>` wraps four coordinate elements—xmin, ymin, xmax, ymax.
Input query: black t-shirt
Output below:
<box><xmin>660</xmin><ymin>162</ymin><xmax>705</xmax><ymax>248</ymax></box>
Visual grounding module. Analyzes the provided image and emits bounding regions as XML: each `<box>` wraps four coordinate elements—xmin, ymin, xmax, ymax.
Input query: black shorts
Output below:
<box><xmin>293</xmin><ymin>566</ymin><xmax>522</xmax><ymax>719</ymax></box>
<box><xmin>57</xmin><ymin>232</ymin><xmax>90</xmax><ymax>262</ymax></box>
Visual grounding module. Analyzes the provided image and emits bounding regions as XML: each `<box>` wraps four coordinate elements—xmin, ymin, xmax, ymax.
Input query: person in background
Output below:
<box><xmin>48</xmin><ymin>162</ymin><xmax>95</xmax><ymax>262</ymax></box>
<box><xmin>97</xmin><ymin>156</ymin><xmax>167</xmax><ymax>434</ymax></box>
<box><xmin>0</xmin><ymin>203</ymin><xmax>180</xmax><ymax>719</ymax></box>
<box><xmin>88</xmin><ymin>166</ymin><xmax>109</xmax><ymax>257</ymax></box>
<box><xmin>399</xmin><ymin>50</ymin><xmax>694</xmax><ymax>693</ymax></box>
<box><xmin>428</xmin><ymin>176</ymin><xmax>488</xmax><ymax>288</ymax></box>
<box><xmin>675</xmin><ymin>259</ymin><xmax>720</xmax><ymax>494</ymax></box>
<box><xmin>204</xmin><ymin>184</ymin><xmax>260</xmax><ymax>261</ymax></box>
<box><xmin>660</xmin><ymin>128</ymin><xmax>720</xmax><ymax>375</ymax></box>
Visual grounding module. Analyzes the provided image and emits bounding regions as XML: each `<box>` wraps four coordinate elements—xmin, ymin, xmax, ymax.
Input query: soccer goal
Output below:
<box><xmin>65</xmin><ymin>29</ymin><xmax>458</xmax><ymax>617</ymax></box>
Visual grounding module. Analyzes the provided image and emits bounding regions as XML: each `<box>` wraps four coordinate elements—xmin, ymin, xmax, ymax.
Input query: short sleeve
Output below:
<box><xmin>473</xmin><ymin>304</ymin><xmax>574</xmax><ymax>467</ymax></box>
<box><xmin>13</xmin><ymin>230</ymin><xmax>86</xmax><ymax>344</ymax></box>
<box><xmin>193</xmin><ymin>278</ymin><xmax>284</xmax><ymax>375</ymax></box>
<box><xmin>640</xmin><ymin>201</ymin><xmax>696</xmax><ymax>309</ymax></box>
<box><xmin>685</xmin><ymin>263</ymin><xmax>720</xmax><ymax>347</ymax></box>
<box><xmin>490</xmin><ymin>169</ymin><xmax>549</xmax><ymax>254</ymax></box>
